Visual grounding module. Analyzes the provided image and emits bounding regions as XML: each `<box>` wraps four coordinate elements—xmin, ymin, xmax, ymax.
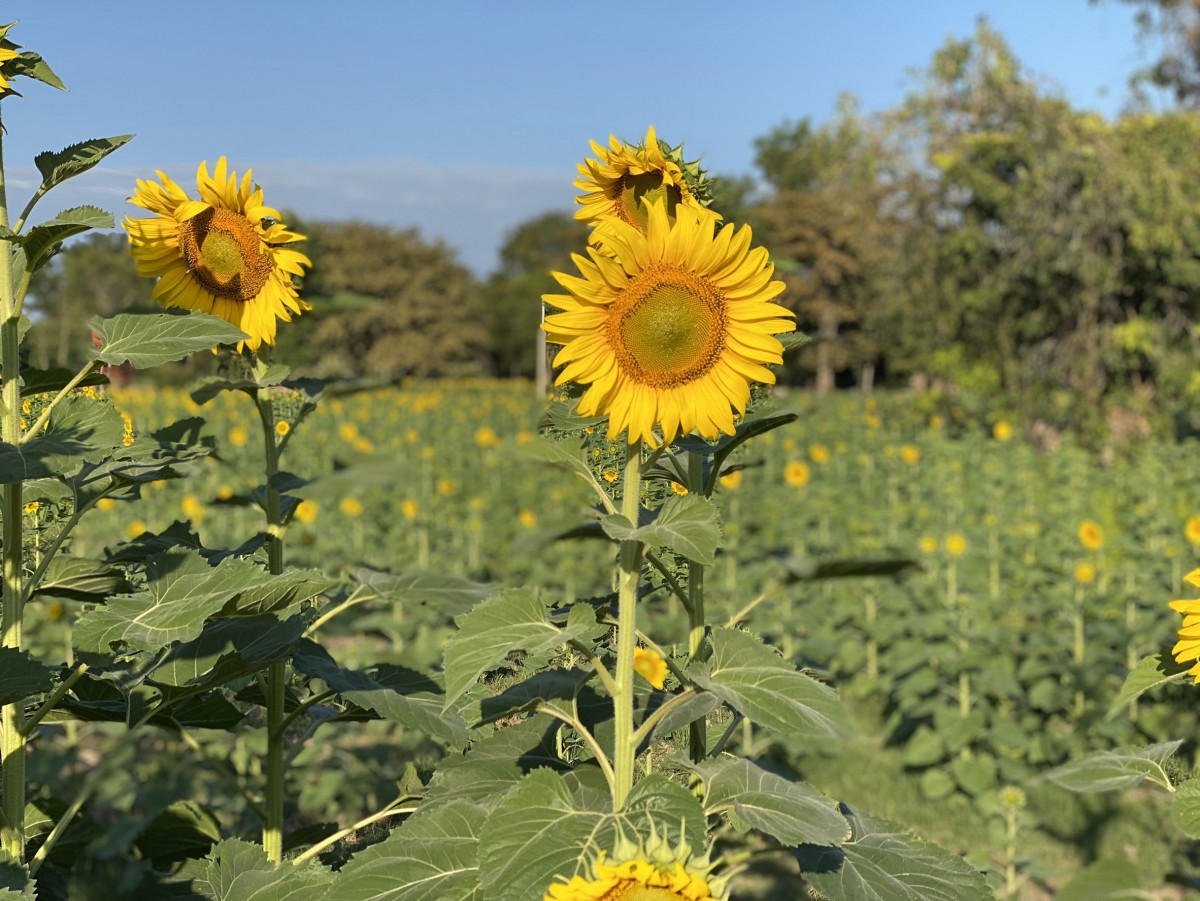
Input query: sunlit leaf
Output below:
<box><xmin>794</xmin><ymin>804</ymin><xmax>992</xmax><ymax>901</ymax></box>
<box><xmin>442</xmin><ymin>589</ymin><xmax>604</xmax><ymax>707</ymax></box>
<box><xmin>34</xmin><ymin>135</ymin><xmax>133</xmax><ymax>192</ymax></box>
<box><xmin>688</xmin><ymin>627</ymin><xmax>853</xmax><ymax>740</ymax></box>
<box><xmin>90</xmin><ymin>311</ymin><xmax>248</xmax><ymax>368</ymax></box>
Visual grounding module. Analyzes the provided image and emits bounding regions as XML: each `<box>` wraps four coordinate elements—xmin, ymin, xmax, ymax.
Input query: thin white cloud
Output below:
<box><xmin>7</xmin><ymin>159</ymin><xmax>576</xmax><ymax>275</ymax></box>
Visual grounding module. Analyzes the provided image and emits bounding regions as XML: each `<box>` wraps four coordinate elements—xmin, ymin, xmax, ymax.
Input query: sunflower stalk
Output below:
<box><xmin>253</xmin><ymin>353</ymin><xmax>288</xmax><ymax>864</ymax></box>
<box><xmin>0</xmin><ymin>114</ymin><xmax>27</xmax><ymax>860</ymax></box>
<box><xmin>612</xmin><ymin>438</ymin><xmax>644</xmax><ymax>811</ymax></box>
<box><xmin>686</xmin><ymin>450</ymin><xmax>707</xmax><ymax>762</ymax></box>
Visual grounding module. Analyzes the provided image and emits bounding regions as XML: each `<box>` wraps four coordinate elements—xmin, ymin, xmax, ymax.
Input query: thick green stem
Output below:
<box><xmin>612</xmin><ymin>439</ymin><xmax>643</xmax><ymax>812</ymax></box>
<box><xmin>686</xmin><ymin>452</ymin><xmax>706</xmax><ymax>762</ymax></box>
<box><xmin>0</xmin><ymin>117</ymin><xmax>25</xmax><ymax>859</ymax></box>
<box><xmin>256</xmin><ymin>372</ymin><xmax>287</xmax><ymax>863</ymax></box>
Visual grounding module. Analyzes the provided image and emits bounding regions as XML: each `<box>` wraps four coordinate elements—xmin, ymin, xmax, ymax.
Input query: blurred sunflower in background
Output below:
<box><xmin>123</xmin><ymin>157</ymin><xmax>311</xmax><ymax>352</ymax></box>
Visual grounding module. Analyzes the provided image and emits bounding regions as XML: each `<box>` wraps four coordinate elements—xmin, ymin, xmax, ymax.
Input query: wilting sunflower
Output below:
<box><xmin>544</xmin><ymin>200</ymin><xmax>793</xmax><ymax>446</ymax></box>
<box><xmin>1170</xmin><ymin>569</ymin><xmax>1200</xmax><ymax>683</ymax></box>
<box><xmin>123</xmin><ymin>158</ymin><xmax>311</xmax><ymax>352</ymax></box>
<box><xmin>575</xmin><ymin>126</ymin><xmax>717</xmax><ymax>233</ymax></box>
<box><xmin>545</xmin><ymin>827</ymin><xmax>729</xmax><ymax>901</ymax></box>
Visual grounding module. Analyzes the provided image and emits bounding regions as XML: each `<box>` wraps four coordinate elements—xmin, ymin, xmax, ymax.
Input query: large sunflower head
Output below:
<box><xmin>544</xmin><ymin>825</ymin><xmax>731</xmax><ymax>901</ymax></box>
<box><xmin>0</xmin><ymin>23</ymin><xmax>23</xmax><ymax>95</ymax></box>
<box><xmin>123</xmin><ymin>157</ymin><xmax>312</xmax><ymax>353</ymax></box>
<box><xmin>575</xmin><ymin>127</ymin><xmax>719</xmax><ymax>234</ymax></box>
<box><xmin>543</xmin><ymin>200</ymin><xmax>793</xmax><ymax>447</ymax></box>
<box><xmin>1169</xmin><ymin>568</ymin><xmax>1200</xmax><ymax>683</ymax></box>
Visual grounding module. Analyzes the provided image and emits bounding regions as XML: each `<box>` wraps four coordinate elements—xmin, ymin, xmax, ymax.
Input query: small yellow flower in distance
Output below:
<box><xmin>181</xmin><ymin>494</ymin><xmax>206</xmax><ymax>521</ymax></box>
<box><xmin>633</xmin><ymin>647</ymin><xmax>669</xmax><ymax>690</ymax></box>
<box><xmin>919</xmin><ymin>536</ymin><xmax>938</xmax><ymax>555</ymax></box>
<box><xmin>518</xmin><ymin>509</ymin><xmax>538</xmax><ymax>528</ymax></box>
<box><xmin>865</xmin><ymin>414</ymin><xmax>882</xmax><ymax>429</ymax></box>
<box><xmin>121</xmin><ymin>412</ymin><xmax>135</xmax><ymax>447</ymax></box>
<box><xmin>474</xmin><ymin>426</ymin><xmax>501</xmax><ymax>449</ymax></box>
<box><xmin>1074</xmin><ymin>562</ymin><xmax>1097</xmax><ymax>584</ymax></box>
<box><xmin>1169</xmin><ymin>569</ymin><xmax>1200</xmax><ymax>683</ymax></box>
<box><xmin>354</xmin><ymin>438</ymin><xmax>374</xmax><ymax>454</ymax></box>
<box><xmin>784</xmin><ymin>461</ymin><xmax>810</xmax><ymax>488</ymax></box>
<box><xmin>998</xmin><ymin>786</ymin><xmax>1027</xmax><ymax>811</ymax></box>
<box><xmin>436</xmin><ymin>478</ymin><xmax>456</xmax><ymax>497</ymax></box>
<box><xmin>515</xmin><ymin>430</ymin><xmax>535</xmax><ymax>445</ymax></box>
<box><xmin>339</xmin><ymin>497</ymin><xmax>364</xmax><ymax>518</ymax></box>
<box><xmin>945</xmin><ymin>533</ymin><xmax>968</xmax><ymax>557</ymax></box>
<box><xmin>1078</xmin><ymin>520</ymin><xmax>1104</xmax><ymax>551</ymax></box>
<box><xmin>469</xmin><ymin>497</ymin><xmax>486</xmax><ymax>512</ymax></box>
<box><xmin>669</xmin><ymin>482</ymin><xmax>688</xmax><ymax>496</ymax></box>
<box><xmin>993</xmin><ymin>420</ymin><xmax>1014</xmax><ymax>441</ymax></box>
<box><xmin>405</xmin><ymin>428</ymin><xmax>420</xmax><ymax>444</ymax></box>
<box><xmin>97</xmin><ymin>498</ymin><xmax>116</xmax><ymax>512</ymax></box>
<box><xmin>294</xmin><ymin>500</ymin><xmax>318</xmax><ymax>524</ymax></box>
<box><xmin>339</xmin><ymin>422</ymin><xmax>359</xmax><ymax>442</ymax></box>
<box><xmin>1185</xmin><ymin>516</ymin><xmax>1200</xmax><ymax>546</ymax></box>
<box><xmin>22</xmin><ymin>501</ymin><xmax>39</xmax><ymax>516</ymax></box>
<box><xmin>929</xmin><ymin>414</ymin><xmax>945</xmax><ymax>430</ymax></box>
<box><xmin>401</xmin><ymin>499</ymin><xmax>419</xmax><ymax>520</ymax></box>
<box><xmin>127</xmin><ymin>519</ymin><xmax>148</xmax><ymax>539</ymax></box>
<box><xmin>602</xmin><ymin>469</ymin><xmax>620</xmax><ymax>484</ymax></box>
<box><xmin>719</xmin><ymin>470</ymin><xmax>743</xmax><ymax>490</ymax></box>
<box><xmin>420</xmin><ymin>446</ymin><xmax>436</xmax><ymax>461</ymax></box>
<box><xmin>228</xmin><ymin>425</ymin><xmax>249</xmax><ymax>447</ymax></box>
<box><xmin>900</xmin><ymin>444</ymin><xmax>921</xmax><ymax>465</ymax></box>
<box><xmin>809</xmin><ymin>444</ymin><xmax>830</xmax><ymax>465</ymax></box>
<box><xmin>275</xmin><ymin>420</ymin><xmax>290</xmax><ymax>438</ymax></box>
<box><xmin>216</xmin><ymin>484</ymin><xmax>234</xmax><ymax>501</ymax></box>
<box><xmin>46</xmin><ymin>600</ymin><xmax>66</xmax><ymax>623</ymax></box>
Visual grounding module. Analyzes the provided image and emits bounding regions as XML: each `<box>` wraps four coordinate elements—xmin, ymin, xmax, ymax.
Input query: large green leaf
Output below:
<box><xmin>688</xmin><ymin>627</ymin><xmax>853</xmax><ymax>740</ymax></box>
<box><xmin>1171</xmin><ymin>779</ymin><xmax>1200</xmax><ymax>839</ymax></box>
<box><xmin>518</xmin><ymin>437</ymin><xmax>604</xmax><ymax>493</ymax></box>
<box><xmin>332</xmin><ymin>800</ymin><xmax>484</xmax><ymax>900</ymax></box>
<box><xmin>18</xmin><ymin>206</ymin><xmax>113</xmax><ymax>274</ymax></box>
<box><xmin>794</xmin><ymin>805</ymin><xmax>992</xmax><ymax>901</ymax></box>
<box><xmin>0</xmin><ymin>648</ymin><xmax>54</xmax><ymax>705</ymax></box>
<box><xmin>1038</xmin><ymin>742</ymin><xmax>1182</xmax><ymax>793</ymax></box>
<box><xmin>11</xmin><ymin>50</ymin><xmax>65</xmax><ymax>92</ymax></box>
<box><xmin>74</xmin><ymin>551</ymin><xmax>254</xmax><ymax>653</ymax></box>
<box><xmin>425</xmin><ymin>717</ymin><xmax>566</xmax><ymax>806</ymax></box>
<box><xmin>90</xmin><ymin>312</ymin><xmax>248</xmax><ymax>368</ymax></box>
<box><xmin>192</xmin><ymin>838</ymin><xmax>334</xmax><ymax>900</ymax></box>
<box><xmin>1107</xmin><ymin>652</ymin><xmax>1190</xmax><ymax>717</ymax></box>
<box><xmin>352</xmin><ymin>567</ymin><xmax>490</xmax><ymax>617</ymax></box>
<box><xmin>29</xmin><ymin>555</ymin><xmax>128</xmax><ymax>603</ymax></box>
<box><xmin>0</xmin><ymin>849</ymin><xmax>34</xmax><ymax>899</ymax></box>
<box><xmin>190</xmin><ymin>364</ymin><xmax>291</xmax><ymax>405</ymax></box>
<box><xmin>293</xmin><ymin>640</ymin><xmax>467</xmax><ymax>748</ymax></box>
<box><xmin>148</xmin><ymin>614</ymin><xmax>310</xmax><ymax>690</ymax></box>
<box><xmin>3</xmin><ymin>394</ymin><xmax>126</xmax><ymax>482</ymax></box>
<box><xmin>1055</xmin><ymin>857</ymin><xmax>1144</xmax><ymax>901</ymax></box>
<box><xmin>34</xmin><ymin>135</ymin><xmax>133</xmax><ymax>192</ymax></box>
<box><xmin>134</xmin><ymin>800</ymin><xmax>221</xmax><ymax>867</ymax></box>
<box><xmin>601</xmin><ymin>494</ymin><xmax>721</xmax><ymax>564</ymax></box>
<box><xmin>477</xmin><ymin>770</ymin><xmax>708</xmax><ymax>901</ymax></box>
<box><xmin>19</xmin><ymin>365</ymin><xmax>110</xmax><ymax>395</ymax></box>
<box><xmin>688</xmin><ymin>757</ymin><xmax>849</xmax><ymax>846</ymax></box>
<box><xmin>477</xmin><ymin>667</ymin><xmax>594</xmax><ymax>725</ymax></box>
<box><xmin>442</xmin><ymin>589</ymin><xmax>604</xmax><ymax>707</ymax></box>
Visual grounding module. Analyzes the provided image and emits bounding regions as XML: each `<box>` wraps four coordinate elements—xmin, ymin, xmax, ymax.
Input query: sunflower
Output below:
<box><xmin>575</xmin><ymin>126</ymin><xmax>717</xmax><ymax>233</ymax></box>
<box><xmin>1077</xmin><ymin>520</ymin><xmax>1104</xmax><ymax>551</ymax></box>
<box><xmin>784</xmin><ymin>461</ymin><xmax>810</xmax><ymax>488</ymax></box>
<box><xmin>633</xmin><ymin>647</ymin><xmax>669</xmax><ymax>690</ymax></box>
<box><xmin>0</xmin><ymin>24</ymin><xmax>22</xmax><ymax>95</ymax></box>
<box><xmin>1170</xmin><ymin>569</ymin><xmax>1200</xmax><ymax>683</ymax></box>
<box><xmin>123</xmin><ymin>158</ymin><xmax>311</xmax><ymax>352</ymax></box>
<box><xmin>545</xmin><ymin>828</ymin><xmax>729</xmax><ymax>901</ymax></box>
<box><xmin>1185</xmin><ymin>515</ymin><xmax>1200</xmax><ymax>546</ymax></box>
<box><xmin>543</xmin><ymin>200</ymin><xmax>793</xmax><ymax>447</ymax></box>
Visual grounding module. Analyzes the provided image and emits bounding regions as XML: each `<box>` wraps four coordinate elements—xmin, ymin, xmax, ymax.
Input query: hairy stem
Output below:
<box><xmin>612</xmin><ymin>439</ymin><xmax>643</xmax><ymax>811</ymax></box>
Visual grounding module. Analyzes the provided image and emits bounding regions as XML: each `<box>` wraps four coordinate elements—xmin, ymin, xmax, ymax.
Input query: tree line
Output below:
<box><xmin>29</xmin><ymin>15</ymin><xmax>1200</xmax><ymax>438</ymax></box>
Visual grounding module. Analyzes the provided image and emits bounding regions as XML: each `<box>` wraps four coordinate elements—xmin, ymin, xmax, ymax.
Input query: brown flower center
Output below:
<box><xmin>179</xmin><ymin>207</ymin><xmax>272</xmax><ymax>301</ymax></box>
<box><xmin>600</xmin><ymin>884</ymin><xmax>686</xmax><ymax>900</ymax></box>
<box><xmin>615</xmin><ymin>171</ymin><xmax>683</xmax><ymax>231</ymax></box>
<box><xmin>609</xmin><ymin>265</ymin><xmax>726</xmax><ymax>389</ymax></box>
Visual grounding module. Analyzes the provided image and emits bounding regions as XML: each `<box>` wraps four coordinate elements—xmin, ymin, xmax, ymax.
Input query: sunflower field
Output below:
<box><xmin>2</xmin><ymin>21</ymin><xmax>1200</xmax><ymax>901</ymax></box>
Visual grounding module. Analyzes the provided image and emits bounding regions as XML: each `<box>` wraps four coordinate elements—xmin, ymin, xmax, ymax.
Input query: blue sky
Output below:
<box><xmin>0</xmin><ymin>1</ymin><xmax>1161</xmax><ymax>273</ymax></box>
